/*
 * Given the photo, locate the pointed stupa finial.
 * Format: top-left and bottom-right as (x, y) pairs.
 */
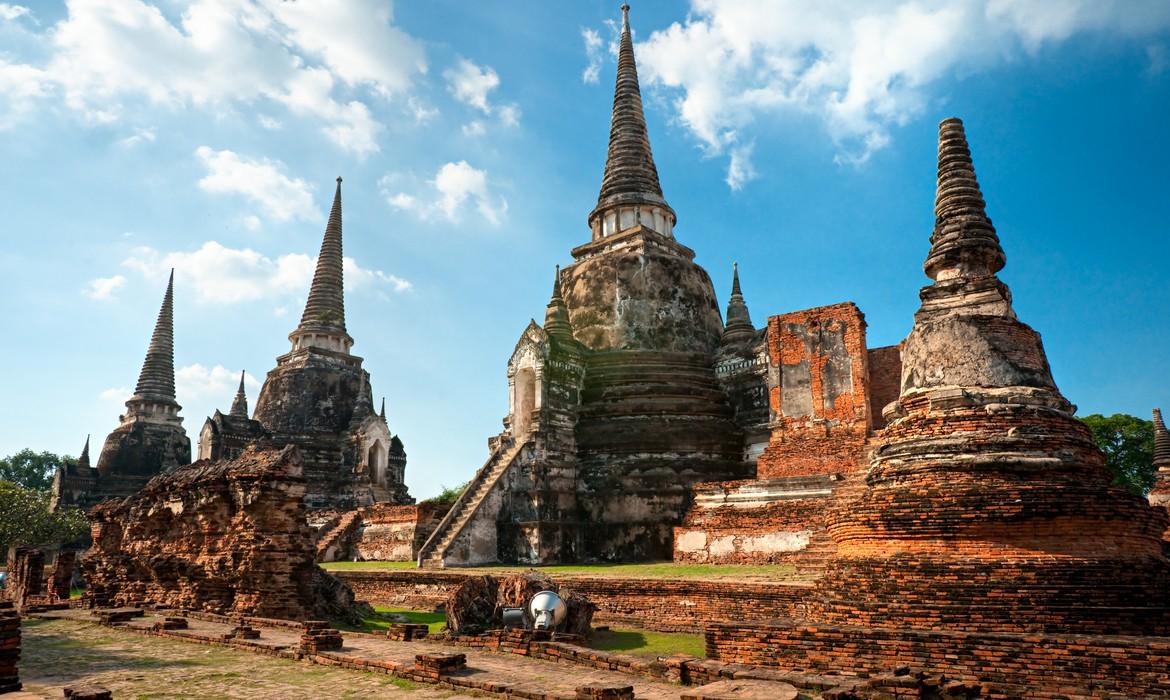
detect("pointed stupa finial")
(78, 434), (91, 469)
(1154, 408), (1170, 469)
(129, 269), (179, 409)
(722, 261), (754, 344)
(588, 3), (675, 238)
(380, 397), (387, 422)
(292, 177), (352, 352)
(924, 118), (1006, 283)
(544, 265), (574, 340)
(229, 370), (249, 417)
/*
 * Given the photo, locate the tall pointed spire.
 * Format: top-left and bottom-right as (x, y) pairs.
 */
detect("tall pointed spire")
(229, 371), (248, 418)
(380, 397), (387, 422)
(925, 118), (1006, 283)
(1155, 408), (1170, 470)
(588, 3), (675, 238)
(544, 265), (573, 340)
(78, 435), (91, 470)
(722, 262), (754, 344)
(291, 177), (352, 353)
(130, 270), (178, 406)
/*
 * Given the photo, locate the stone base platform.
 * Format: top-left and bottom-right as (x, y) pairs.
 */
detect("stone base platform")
(706, 619), (1170, 698)
(335, 569), (813, 633)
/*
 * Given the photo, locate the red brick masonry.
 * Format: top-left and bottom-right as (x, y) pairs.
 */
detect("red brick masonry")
(335, 570), (811, 633)
(705, 620), (1170, 698)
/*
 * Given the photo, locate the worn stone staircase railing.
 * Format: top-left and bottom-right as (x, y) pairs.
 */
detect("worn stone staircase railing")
(417, 437), (529, 568)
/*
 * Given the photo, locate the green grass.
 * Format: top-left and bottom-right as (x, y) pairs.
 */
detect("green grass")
(323, 560), (417, 571)
(321, 560), (798, 580)
(590, 627), (706, 659)
(336, 607), (447, 635)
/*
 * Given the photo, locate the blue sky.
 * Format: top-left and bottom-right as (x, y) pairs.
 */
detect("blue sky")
(1, 0), (1168, 499)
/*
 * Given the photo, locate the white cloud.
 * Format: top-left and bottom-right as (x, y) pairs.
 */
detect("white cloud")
(725, 143), (757, 190)
(637, 0), (1170, 175)
(462, 120), (486, 137)
(195, 146), (317, 223)
(84, 275), (127, 300)
(0, 59), (50, 129)
(497, 104), (521, 127)
(116, 127), (155, 148)
(444, 57), (499, 113)
(0, 3), (28, 21)
(257, 114), (281, 130)
(381, 161), (507, 227)
(442, 56), (520, 130)
(175, 364), (262, 404)
(407, 96), (438, 123)
(121, 241), (411, 305)
(0, 0), (425, 153)
(582, 28), (603, 83)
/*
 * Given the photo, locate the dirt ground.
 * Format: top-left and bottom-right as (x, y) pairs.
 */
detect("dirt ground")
(19, 618), (473, 699)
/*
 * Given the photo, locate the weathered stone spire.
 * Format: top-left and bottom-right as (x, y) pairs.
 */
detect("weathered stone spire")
(925, 118), (1006, 283)
(544, 265), (573, 340)
(1155, 408), (1170, 469)
(588, 3), (675, 239)
(129, 270), (179, 409)
(229, 371), (248, 418)
(290, 177), (353, 353)
(380, 397), (387, 423)
(721, 262), (754, 344)
(78, 435), (91, 470)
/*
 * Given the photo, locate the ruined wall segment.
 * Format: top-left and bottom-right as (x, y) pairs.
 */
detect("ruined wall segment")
(756, 303), (873, 480)
(811, 117), (1170, 635)
(83, 445), (361, 622)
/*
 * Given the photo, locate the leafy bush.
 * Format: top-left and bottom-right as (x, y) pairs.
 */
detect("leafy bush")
(1080, 413), (1155, 495)
(422, 481), (469, 505)
(0, 481), (89, 555)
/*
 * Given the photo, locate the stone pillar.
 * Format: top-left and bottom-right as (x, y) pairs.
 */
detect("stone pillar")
(5, 548), (44, 611)
(50, 551), (77, 602)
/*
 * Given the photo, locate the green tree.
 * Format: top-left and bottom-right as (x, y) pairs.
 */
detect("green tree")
(422, 481), (470, 505)
(0, 481), (89, 556)
(0, 449), (75, 492)
(1080, 413), (1155, 495)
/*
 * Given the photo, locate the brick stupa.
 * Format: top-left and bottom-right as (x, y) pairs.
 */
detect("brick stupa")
(1148, 407), (1170, 522)
(812, 118), (1170, 635)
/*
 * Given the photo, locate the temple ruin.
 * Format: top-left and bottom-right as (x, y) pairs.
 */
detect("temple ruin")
(52, 178), (411, 512)
(416, 4), (899, 568)
(51, 272), (191, 511)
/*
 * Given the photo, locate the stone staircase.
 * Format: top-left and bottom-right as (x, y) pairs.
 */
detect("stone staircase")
(417, 438), (529, 568)
(316, 510), (362, 562)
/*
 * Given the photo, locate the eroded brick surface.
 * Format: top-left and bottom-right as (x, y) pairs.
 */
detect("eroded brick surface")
(82, 445), (362, 623)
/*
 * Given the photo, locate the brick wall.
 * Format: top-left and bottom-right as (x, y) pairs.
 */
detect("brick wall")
(865, 344), (901, 430)
(757, 303), (872, 479)
(672, 476), (838, 567)
(352, 502), (449, 562)
(706, 620), (1170, 697)
(335, 570), (811, 633)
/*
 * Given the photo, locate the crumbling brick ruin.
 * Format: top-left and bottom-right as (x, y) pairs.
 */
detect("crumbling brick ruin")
(83, 444), (363, 623)
(4, 548), (44, 612)
(417, 5), (899, 568)
(53, 179), (411, 514)
(703, 118), (1170, 693)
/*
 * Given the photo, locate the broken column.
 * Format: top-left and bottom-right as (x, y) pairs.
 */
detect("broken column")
(812, 117), (1170, 635)
(5, 548), (44, 611)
